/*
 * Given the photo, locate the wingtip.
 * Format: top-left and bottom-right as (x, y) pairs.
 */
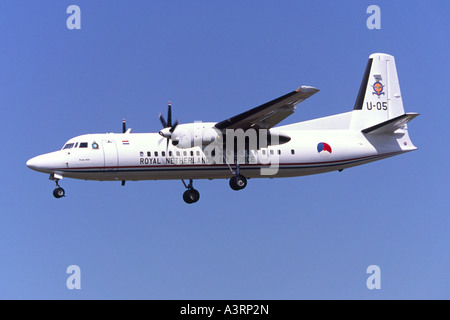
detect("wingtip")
(296, 86), (320, 93)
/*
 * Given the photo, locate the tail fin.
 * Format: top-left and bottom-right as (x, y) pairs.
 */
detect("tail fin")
(351, 53), (407, 129)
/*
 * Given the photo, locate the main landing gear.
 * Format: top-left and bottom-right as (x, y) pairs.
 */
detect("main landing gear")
(182, 179), (200, 204)
(228, 161), (247, 191)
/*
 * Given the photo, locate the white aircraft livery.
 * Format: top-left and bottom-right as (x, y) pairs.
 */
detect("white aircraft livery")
(27, 53), (418, 203)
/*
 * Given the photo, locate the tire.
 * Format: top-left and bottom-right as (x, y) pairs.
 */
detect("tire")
(183, 189), (200, 204)
(229, 175), (247, 191)
(53, 187), (65, 198)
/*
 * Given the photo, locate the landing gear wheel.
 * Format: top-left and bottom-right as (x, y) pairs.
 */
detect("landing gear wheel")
(181, 179), (200, 204)
(229, 175), (247, 191)
(53, 187), (65, 198)
(183, 189), (200, 204)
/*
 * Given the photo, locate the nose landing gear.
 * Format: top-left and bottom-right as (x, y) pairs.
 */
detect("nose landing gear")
(50, 173), (65, 198)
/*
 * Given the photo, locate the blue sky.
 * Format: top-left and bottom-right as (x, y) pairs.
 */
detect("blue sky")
(0, 1), (448, 299)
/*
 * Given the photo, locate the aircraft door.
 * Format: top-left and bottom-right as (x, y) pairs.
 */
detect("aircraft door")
(101, 139), (118, 171)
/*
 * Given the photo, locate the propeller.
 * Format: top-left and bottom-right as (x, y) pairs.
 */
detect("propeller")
(159, 102), (179, 147)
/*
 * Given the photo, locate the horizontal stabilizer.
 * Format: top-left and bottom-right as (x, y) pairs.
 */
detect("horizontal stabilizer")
(362, 113), (419, 134)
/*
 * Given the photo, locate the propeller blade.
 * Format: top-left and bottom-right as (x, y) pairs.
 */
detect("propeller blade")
(159, 101), (179, 147)
(169, 119), (179, 133)
(167, 101), (172, 128)
(122, 119), (126, 133)
(159, 113), (168, 128)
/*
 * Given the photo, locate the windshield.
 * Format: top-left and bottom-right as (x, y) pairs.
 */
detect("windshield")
(62, 143), (75, 150)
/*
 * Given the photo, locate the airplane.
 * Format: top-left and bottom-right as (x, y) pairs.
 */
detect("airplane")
(26, 53), (418, 204)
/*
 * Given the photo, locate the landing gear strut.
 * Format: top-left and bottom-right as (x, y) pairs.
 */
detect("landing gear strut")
(182, 179), (200, 204)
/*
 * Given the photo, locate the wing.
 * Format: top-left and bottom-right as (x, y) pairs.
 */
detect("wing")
(214, 86), (319, 131)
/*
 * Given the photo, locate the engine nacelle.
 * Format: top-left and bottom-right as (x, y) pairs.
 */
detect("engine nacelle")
(170, 123), (291, 149)
(171, 122), (221, 149)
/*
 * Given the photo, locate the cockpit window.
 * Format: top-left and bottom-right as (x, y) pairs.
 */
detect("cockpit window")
(63, 143), (75, 150)
(79, 142), (88, 148)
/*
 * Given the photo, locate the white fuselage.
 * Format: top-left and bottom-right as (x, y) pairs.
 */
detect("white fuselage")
(26, 125), (414, 182)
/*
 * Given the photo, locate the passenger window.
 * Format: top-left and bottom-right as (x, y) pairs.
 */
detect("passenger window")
(190, 151), (194, 156)
(147, 151), (151, 157)
(154, 151), (158, 157)
(162, 151), (166, 157)
(183, 151), (187, 156)
(169, 151), (172, 157)
(140, 151), (144, 157)
(278, 150), (281, 155)
(262, 149), (266, 155)
(176, 151), (180, 157)
(291, 149), (295, 155)
(270, 150), (274, 155)
(196, 151), (200, 156)
(79, 142), (88, 148)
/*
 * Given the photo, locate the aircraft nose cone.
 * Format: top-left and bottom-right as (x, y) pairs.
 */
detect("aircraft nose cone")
(26, 156), (39, 170)
(26, 152), (62, 173)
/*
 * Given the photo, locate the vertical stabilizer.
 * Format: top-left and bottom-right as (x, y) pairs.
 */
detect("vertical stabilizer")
(351, 53), (405, 129)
